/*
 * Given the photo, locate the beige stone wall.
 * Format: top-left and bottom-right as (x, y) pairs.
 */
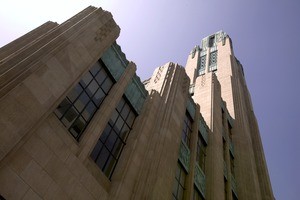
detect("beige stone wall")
(114, 62), (190, 200)
(216, 37), (273, 199)
(185, 34), (274, 200)
(191, 73), (226, 200)
(0, 8), (273, 200)
(0, 6), (131, 199)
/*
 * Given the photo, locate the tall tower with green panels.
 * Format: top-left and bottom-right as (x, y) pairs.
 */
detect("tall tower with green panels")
(185, 31), (274, 200)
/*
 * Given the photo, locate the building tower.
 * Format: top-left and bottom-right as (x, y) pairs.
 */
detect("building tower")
(0, 8), (274, 200)
(185, 31), (274, 199)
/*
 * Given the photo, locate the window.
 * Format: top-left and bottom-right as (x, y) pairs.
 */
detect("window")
(196, 133), (206, 171)
(208, 51), (218, 71)
(230, 154), (235, 178)
(224, 178), (228, 200)
(198, 55), (206, 76)
(55, 60), (114, 141)
(232, 192), (238, 200)
(221, 109), (225, 127)
(182, 112), (193, 148)
(208, 36), (215, 47)
(193, 187), (204, 200)
(90, 97), (137, 179)
(223, 138), (226, 161)
(172, 163), (186, 200)
(228, 122), (233, 143)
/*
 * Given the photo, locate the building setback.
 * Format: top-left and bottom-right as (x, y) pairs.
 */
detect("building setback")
(0, 6), (273, 200)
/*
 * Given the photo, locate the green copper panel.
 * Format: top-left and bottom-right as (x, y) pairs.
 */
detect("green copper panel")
(111, 42), (129, 66)
(194, 163), (206, 198)
(231, 174), (238, 197)
(199, 115), (208, 144)
(101, 42), (129, 81)
(124, 75), (148, 114)
(187, 97), (196, 120)
(178, 140), (190, 173)
(227, 114), (234, 127)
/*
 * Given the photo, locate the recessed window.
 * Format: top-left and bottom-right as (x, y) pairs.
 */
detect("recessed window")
(90, 97), (137, 179)
(182, 112), (193, 148)
(230, 154), (235, 178)
(223, 138), (226, 161)
(198, 55), (206, 76)
(54, 60), (114, 141)
(224, 178), (228, 200)
(172, 162), (187, 200)
(232, 191), (238, 200)
(196, 133), (207, 171)
(208, 36), (215, 47)
(193, 187), (204, 200)
(209, 51), (218, 71)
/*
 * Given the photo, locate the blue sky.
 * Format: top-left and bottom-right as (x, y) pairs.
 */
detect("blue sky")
(1, 1), (299, 199)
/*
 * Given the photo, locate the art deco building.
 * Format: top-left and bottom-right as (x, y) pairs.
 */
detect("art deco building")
(0, 6), (273, 200)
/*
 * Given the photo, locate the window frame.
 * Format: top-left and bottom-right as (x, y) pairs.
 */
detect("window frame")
(196, 132), (207, 172)
(198, 55), (206, 76)
(181, 112), (193, 148)
(208, 50), (218, 71)
(54, 59), (115, 141)
(172, 162), (187, 200)
(90, 96), (137, 179)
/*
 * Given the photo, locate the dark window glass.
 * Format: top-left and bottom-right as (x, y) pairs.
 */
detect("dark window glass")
(86, 80), (98, 97)
(54, 60), (114, 141)
(172, 163), (186, 200)
(230, 154), (235, 177)
(69, 117), (86, 138)
(82, 101), (97, 121)
(91, 97), (137, 179)
(80, 72), (93, 88)
(193, 187), (204, 200)
(93, 89), (105, 106)
(208, 36), (215, 47)
(223, 138), (226, 161)
(95, 68), (107, 85)
(224, 178), (228, 200)
(232, 192), (238, 200)
(198, 55), (206, 76)
(209, 51), (218, 71)
(54, 98), (72, 119)
(74, 92), (89, 112)
(61, 107), (79, 128)
(196, 133), (207, 171)
(228, 122), (233, 143)
(102, 78), (114, 93)
(182, 112), (193, 148)
(126, 111), (136, 127)
(90, 62), (101, 76)
(67, 84), (83, 102)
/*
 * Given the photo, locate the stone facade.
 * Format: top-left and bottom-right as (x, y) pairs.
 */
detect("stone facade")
(185, 31), (274, 200)
(0, 7), (273, 200)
